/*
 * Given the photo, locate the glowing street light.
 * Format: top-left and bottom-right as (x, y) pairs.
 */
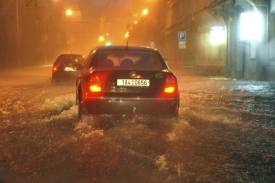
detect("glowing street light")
(240, 12), (263, 40)
(125, 32), (129, 38)
(142, 9), (149, 16)
(239, 0), (264, 41)
(98, 36), (105, 42)
(64, 7), (81, 21)
(66, 9), (73, 16)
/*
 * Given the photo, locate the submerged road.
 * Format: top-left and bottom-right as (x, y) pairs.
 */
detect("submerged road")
(0, 65), (274, 182)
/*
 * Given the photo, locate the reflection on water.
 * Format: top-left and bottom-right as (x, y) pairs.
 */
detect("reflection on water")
(179, 77), (275, 128)
(1, 75), (275, 182)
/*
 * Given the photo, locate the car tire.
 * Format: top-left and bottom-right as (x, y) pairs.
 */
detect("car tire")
(52, 79), (56, 84)
(52, 76), (60, 84)
(169, 102), (179, 118)
(171, 110), (179, 118)
(51, 77), (55, 84)
(77, 92), (88, 121)
(77, 99), (83, 120)
(76, 88), (82, 119)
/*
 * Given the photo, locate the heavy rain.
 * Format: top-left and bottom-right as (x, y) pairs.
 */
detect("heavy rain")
(1, 0), (275, 183)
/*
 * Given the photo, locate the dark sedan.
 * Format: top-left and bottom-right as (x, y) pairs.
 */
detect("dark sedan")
(52, 53), (85, 83)
(75, 46), (179, 119)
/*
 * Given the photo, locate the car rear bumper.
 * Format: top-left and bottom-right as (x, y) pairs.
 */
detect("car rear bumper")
(81, 97), (179, 115)
(52, 71), (77, 80)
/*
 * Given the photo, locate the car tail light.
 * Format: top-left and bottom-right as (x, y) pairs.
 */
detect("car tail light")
(164, 74), (177, 93)
(89, 85), (101, 92)
(87, 73), (102, 93)
(52, 66), (58, 72)
(159, 73), (178, 98)
(52, 63), (61, 72)
(165, 86), (175, 93)
(85, 72), (109, 97)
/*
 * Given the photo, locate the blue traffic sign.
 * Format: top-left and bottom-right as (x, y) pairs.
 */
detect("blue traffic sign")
(178, 31), (186, 41)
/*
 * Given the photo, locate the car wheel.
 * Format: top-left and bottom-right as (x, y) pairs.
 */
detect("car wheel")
(169, 102), (179, 118)
(77, 98), (83, 120)
(172, 103), (179, 118)
(171, 110), (179, 118)
(77, 92), (87, 121)
(52, 76), (60, 84)
(51, 77), (56, 84)
(76, 88), (82, 119)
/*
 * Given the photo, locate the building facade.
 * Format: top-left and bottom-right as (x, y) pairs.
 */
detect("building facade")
(154, 0), (274, 80)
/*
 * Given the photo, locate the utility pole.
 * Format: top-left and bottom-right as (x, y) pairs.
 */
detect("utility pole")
(16, 0), (20, 67)
(43, 6), (48, 64)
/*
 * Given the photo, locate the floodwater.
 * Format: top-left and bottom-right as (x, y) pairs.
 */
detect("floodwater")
(0, 66), (274, 182)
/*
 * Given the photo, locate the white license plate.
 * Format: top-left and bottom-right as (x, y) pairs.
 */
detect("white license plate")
(117, 79), (150, 87)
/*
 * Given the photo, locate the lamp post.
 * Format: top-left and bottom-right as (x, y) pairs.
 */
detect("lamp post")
(43, 6), (48, 64)
(16, 0), (20, 66)
(63, 8), (82, 52)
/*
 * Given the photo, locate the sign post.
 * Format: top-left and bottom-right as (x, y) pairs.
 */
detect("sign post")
(178, 31), (186, 49)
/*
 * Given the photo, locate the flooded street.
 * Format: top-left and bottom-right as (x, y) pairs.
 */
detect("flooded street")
(179, 76), (275, 128)
(0, 66), (274, 182)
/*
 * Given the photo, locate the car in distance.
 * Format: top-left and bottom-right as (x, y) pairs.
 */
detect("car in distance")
(51, 53), (85, 83)
(75, 45), (179, 119)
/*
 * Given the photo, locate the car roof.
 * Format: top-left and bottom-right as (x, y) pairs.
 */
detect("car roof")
(53, 53), (84, 65)
(58, 53), (83, 57)
(93, 45), (159, 52)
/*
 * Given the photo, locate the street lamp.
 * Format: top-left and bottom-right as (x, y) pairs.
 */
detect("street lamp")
(131, 8), (149, 26)
(125, 31), (129, 38)
(98, 36), (104, 42)
(63, 8), (81, 52)
(240, 12), (263, 40)
(65, 8), (81, 21)
(16, 0), (20, 66)
(142, 9), (149, 16)
(239, 0), (264, 41)
(66, 9), (73, 16)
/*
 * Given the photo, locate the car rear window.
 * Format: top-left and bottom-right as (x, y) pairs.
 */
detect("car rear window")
(91, 51), (166, 70)
(54, 55), (84, 65)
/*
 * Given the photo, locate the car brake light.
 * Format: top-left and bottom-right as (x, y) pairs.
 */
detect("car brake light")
(164, 74), (177, 94)
(87, 73), (102, 93)
(89, 85), (101, 92)
(165, 86), (175, 93)
(53, 67), (58, 71)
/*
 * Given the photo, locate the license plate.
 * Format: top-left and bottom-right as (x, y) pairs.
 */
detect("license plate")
(117, 79), (150, 87)
(64, 67), (75, 72)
